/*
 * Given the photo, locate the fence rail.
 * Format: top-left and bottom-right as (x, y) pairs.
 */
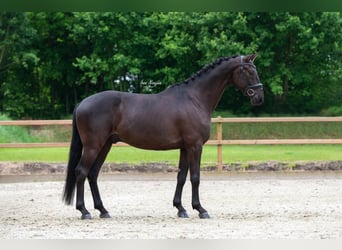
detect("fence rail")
(1, 117), (342, 126)
(1, 117), (342, 171)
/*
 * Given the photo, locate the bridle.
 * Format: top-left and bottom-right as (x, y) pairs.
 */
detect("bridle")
(239, 56), (263, 97)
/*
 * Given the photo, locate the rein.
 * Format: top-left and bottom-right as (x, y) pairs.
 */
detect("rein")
(239, 56), (263, 97)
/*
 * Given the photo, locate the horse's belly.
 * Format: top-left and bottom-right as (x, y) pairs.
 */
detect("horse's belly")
(115, 121), (182, 150)
(127, 141), (181, 150)
(120, 133), (182, 150)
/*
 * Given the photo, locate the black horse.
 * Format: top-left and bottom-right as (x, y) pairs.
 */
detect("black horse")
(63, 54), (264, 219)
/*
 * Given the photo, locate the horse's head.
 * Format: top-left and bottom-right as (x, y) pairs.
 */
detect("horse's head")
(231, 54), (264, 106)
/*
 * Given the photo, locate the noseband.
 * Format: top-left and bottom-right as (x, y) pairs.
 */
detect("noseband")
(239, 56), (263, 97)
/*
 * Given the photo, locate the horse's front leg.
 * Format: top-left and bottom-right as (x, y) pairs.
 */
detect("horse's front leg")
(173, 149), (189, 218)
(188, 145), (210, 219)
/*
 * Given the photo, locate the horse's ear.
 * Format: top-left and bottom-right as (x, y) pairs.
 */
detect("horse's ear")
(246, 53), (258, 63)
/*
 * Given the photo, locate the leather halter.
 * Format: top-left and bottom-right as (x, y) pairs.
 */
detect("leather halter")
(239, 56), (263, 97)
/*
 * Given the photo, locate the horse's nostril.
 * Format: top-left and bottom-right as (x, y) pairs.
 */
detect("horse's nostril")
(250, 95), (264, 106)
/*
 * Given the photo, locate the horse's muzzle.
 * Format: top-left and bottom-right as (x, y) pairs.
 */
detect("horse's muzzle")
(250, 94), (264, 106)
(243, 83), (264, 106)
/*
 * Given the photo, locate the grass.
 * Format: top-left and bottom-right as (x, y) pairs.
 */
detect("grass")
(0, 145), (341, 164)
(210, 122), (342, 140)
(211, 110), (342, 140)
(0, 114), (40, 143)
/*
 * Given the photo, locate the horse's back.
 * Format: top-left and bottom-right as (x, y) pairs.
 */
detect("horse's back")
(77, 91), (121, 111)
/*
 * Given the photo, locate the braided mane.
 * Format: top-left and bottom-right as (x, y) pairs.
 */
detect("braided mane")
(169, 55), (238, 88)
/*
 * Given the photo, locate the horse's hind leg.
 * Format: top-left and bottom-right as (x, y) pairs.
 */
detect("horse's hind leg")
(75, 151), (94, 219)
(87, 138), (113, 218)
(75, 143), (107, 219)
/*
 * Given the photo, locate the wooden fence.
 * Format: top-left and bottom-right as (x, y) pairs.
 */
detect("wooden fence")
(1, 117), (342, 171)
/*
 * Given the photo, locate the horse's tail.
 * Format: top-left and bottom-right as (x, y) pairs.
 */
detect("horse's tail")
(63, 108), (83, 205)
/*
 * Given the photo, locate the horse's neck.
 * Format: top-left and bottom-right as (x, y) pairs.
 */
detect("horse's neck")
(190, 61), (236, 114)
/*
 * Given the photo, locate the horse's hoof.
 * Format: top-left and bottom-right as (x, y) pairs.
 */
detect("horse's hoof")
(100, 212), (111, 219)
(177, 211), (189, 218)
(81, 213), (92, 220)
(199, 212), (210, 219)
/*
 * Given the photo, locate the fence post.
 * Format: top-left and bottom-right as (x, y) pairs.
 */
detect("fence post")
(216, 116), (223, 172)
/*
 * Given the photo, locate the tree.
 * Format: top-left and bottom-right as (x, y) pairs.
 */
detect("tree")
(0, 12), (341, 118)
(70, 12), (156, 94)
(27, 12), (80, 117)
(249, 12), (342, 113)
(0, 12), (38, 118)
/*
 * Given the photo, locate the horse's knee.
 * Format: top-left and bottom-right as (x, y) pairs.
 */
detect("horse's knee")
(177, 174), (187, 186)
(190, 174), (200, 186)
